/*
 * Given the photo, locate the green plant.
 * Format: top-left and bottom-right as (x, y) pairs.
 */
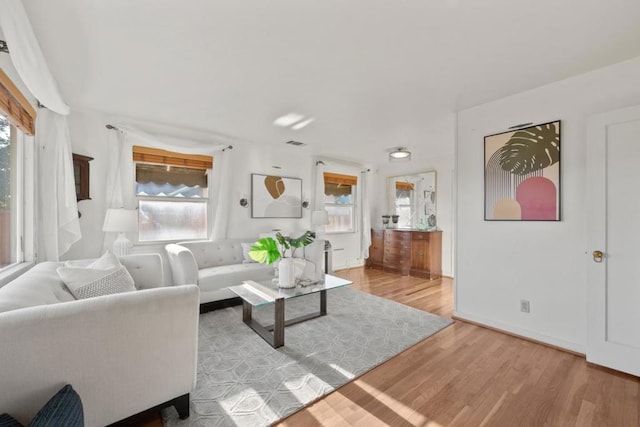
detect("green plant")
(248, 231), (315, 265)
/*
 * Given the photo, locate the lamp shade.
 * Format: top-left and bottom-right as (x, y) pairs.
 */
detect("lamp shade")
(103, 208), (138, 233)
(311, 210), (329, 226)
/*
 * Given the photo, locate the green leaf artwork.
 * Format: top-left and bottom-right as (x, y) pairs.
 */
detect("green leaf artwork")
(498, 122), (559, 175)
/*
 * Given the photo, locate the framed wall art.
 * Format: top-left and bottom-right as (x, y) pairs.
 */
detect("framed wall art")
(251, 173), (303, 218)
(484, 120), (561, 221)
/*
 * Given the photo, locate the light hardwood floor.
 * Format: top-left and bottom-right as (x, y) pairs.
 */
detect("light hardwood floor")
(141, 267), (640, 426)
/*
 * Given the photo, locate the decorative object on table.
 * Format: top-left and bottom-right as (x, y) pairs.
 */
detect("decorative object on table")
(248, 230), (315, 288)
(251, 173), (302, 218)
(382, 215), (390, 228)
(427, 214), (437, 228)
(391, 214), (399, 225)
(485, 120), (561, 221)
(102, 208), (138, 256)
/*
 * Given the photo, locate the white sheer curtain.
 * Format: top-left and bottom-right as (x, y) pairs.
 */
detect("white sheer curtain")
(36, 111), (81, 260)
(0, 0), (81, 260)
(210, 147), (232, 240)
(313, 161), (326, 211)
(101, 129), (135, 253)
(360, 170), (372, 258)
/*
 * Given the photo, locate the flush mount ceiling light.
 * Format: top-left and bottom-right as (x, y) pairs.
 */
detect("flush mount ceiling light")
(273, 112), (314, 130)
(389, 147), (412, 162)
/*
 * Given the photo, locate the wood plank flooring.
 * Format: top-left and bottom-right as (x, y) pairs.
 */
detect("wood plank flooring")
(276, 267), (640, 427)
(140, 267), (640, 426)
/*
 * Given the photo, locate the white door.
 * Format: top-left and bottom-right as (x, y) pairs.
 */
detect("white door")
(587, 104), (640, 376)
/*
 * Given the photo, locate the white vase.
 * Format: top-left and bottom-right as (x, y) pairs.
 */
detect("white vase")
(278, 258), (296, 288)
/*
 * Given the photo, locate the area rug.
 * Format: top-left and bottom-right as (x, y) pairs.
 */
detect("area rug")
(163, 287), (452, 427)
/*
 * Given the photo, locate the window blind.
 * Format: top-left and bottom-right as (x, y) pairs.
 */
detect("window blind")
(323, 172), (357, 186)
(395, 181), (414, 191)
(132, 146), (213, 170)
(0, 68), (36, 135)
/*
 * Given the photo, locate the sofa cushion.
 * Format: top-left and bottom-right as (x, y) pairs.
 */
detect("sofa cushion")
(177, 239), (249, 269)
(57, 252), (136, 300)
(0, 263), (75, 313)
(198, 263), (273, 292)
(29, 385), (83, 427)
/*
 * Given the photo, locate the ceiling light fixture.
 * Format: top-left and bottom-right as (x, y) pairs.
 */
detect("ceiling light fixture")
(389, 147), (412, 162)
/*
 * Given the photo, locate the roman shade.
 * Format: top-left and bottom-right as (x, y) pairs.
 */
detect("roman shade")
(395, 181), (415, 191)
(0, 68), (35, 135)
(132, 146), (213, 170)
(323, 172), (357, 186)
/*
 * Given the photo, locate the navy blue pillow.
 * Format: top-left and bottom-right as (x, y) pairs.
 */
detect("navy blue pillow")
(28, 385), (83, 427)
(0, 413), (24, 427)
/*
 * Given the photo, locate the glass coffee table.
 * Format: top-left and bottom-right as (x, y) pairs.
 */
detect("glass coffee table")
(229, 274), (352, 348)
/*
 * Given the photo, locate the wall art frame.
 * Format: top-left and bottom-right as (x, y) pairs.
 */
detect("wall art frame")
(251, 173), (303, 218)
(484, 120), (561, 221)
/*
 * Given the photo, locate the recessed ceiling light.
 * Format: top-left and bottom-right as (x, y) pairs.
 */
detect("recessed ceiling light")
(291, 118), (315, 130)
(273, 113), (305, 128)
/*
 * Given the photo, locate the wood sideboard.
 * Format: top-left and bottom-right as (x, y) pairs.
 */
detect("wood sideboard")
(366, 229), (442, 279)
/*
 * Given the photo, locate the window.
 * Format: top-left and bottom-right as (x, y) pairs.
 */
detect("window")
(133, 146), (213, 242)
(0, 69), (35, 271)
(323, 172), (357, 233)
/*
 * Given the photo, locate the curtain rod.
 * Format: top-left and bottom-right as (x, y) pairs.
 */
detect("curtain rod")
(105, 123), (233, 152)
(0, 40), (8, 54)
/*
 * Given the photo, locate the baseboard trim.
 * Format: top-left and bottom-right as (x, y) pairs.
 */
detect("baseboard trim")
(452, 311), (585, 357)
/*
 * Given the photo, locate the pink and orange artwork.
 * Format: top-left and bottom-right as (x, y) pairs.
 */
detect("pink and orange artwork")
(484, 121), (560, 221)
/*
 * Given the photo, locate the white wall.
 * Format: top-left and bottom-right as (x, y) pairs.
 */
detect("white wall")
(61, 115), (368, 271)
(455, 56), (640, 353)
(373, 114), (456, 277)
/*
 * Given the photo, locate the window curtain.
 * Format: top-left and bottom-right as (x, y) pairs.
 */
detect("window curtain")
(36, 111), (81, 260)
(360, 170), (372, 259)
(210, 147), (232, 240)
(101, 129), (134, 253)
(0, 0), (81, 260)
(313, 161), (326, 211)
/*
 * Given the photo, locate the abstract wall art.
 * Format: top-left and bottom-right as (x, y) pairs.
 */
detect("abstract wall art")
(484, 120), (561, 221)
(251, 174), (303, 218)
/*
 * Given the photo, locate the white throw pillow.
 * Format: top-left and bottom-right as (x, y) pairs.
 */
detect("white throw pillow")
(241, 242), (257, 263)
(57, 251), (136, 300)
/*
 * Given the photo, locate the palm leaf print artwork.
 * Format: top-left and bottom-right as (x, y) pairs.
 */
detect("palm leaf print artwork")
(498, 123), (560, 175)
(484, 121), (560, 221)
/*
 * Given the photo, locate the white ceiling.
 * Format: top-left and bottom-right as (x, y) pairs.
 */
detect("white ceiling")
(23, 0), (640, 166)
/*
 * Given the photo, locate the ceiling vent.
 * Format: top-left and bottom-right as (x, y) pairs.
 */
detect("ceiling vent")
(285, 140), (306, 147)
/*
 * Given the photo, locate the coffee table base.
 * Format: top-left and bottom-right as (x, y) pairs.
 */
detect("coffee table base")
(242, 290), (327, 348)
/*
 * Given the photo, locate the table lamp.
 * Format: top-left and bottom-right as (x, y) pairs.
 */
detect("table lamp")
(103, 208), (138, 256)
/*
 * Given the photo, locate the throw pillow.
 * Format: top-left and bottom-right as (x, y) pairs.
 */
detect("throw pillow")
(0, 413), (24, 427)
(29, 385), (83, 427)
(241, 242), (257, 263)
(57, 251), (136, 300)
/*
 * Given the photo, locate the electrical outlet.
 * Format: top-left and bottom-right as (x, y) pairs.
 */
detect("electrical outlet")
(520, 300), (530, 313)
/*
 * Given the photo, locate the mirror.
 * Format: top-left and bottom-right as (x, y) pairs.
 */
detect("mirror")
(386, 171), (437, 229)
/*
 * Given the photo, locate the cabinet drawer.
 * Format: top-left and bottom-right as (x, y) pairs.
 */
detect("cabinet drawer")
(412, 232), (431, 240)
(384, 240), (411, 251)
(384, 230), (411, 242)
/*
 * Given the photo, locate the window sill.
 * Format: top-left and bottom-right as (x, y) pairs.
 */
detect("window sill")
(0, 262), (35, 288)
(325, 231), (357, 235)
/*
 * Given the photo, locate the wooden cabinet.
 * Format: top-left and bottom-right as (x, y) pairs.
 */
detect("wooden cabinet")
(367, 229), (442, 279)
(366, 229), (385, 269)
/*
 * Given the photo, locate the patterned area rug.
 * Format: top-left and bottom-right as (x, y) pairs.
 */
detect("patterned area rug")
(163, 287), (452, 427)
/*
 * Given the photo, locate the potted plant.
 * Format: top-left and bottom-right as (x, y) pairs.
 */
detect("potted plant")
(248, 231), (315, 288)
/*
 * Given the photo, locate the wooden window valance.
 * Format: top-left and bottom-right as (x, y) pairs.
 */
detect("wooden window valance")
(132, 146), (213, 170)
(395, 181), (414, 191)
(323, 172), (357, 186)
(0, 68), (36, 135)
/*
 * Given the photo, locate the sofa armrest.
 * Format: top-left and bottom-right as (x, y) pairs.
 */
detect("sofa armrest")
(165, 244), (199, 286)
(0, 285), (200, 426)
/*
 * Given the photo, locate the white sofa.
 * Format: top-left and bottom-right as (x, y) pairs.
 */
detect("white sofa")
(165, 238), (326, 304)
(0, 254), (200, 427)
